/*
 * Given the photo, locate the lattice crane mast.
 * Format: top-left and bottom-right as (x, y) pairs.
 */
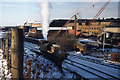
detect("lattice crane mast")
(50, 13), (78, 39)
(79, 0), (111, 37)
(50, 0), (111, 39)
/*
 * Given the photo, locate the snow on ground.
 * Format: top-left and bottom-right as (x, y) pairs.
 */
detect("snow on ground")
(1, 41), (119, 79)
(24, 42), (75, 79)
(0, 41), (76, 79)
(24, 47), (63, 78)
(62, 61), (100, 79)
(68, 51), (120, 66)
(67, 56), (119, 78)
(0, 49), (11, 79)
(64, 51), (120, 79)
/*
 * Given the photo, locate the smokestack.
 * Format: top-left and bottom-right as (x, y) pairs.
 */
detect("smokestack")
(36, 0), (50, 40)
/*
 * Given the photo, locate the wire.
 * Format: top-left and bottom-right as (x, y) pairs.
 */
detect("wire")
(77, 2), (104, 14)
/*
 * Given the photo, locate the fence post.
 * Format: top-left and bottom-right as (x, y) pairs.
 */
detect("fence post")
(11, 28), (24, 80)
(5, 37), (9, 60)
(2, 38), (5, 53)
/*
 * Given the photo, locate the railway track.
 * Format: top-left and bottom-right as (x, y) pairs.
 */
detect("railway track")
(63, 61), (106, 79)
(63, 58), (120, 80)
(24, 42), (40, 51)
(24, 44), (83, 79)
(24, 41), (120, 80)
(69, 54), (120, 69)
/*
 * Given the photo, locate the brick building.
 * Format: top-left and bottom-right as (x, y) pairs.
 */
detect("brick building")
(50, 18), (119, 37)
(24, 18), (120, 39)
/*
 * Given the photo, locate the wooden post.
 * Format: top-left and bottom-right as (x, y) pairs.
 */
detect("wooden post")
(0, 38), (2, 49)
(5, 37), (9, 60)
(74, 15), (77, 38)
(11, 28), (24, 80)
(2, 38), (5, 53)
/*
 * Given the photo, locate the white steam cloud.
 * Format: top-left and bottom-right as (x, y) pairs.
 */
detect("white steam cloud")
(36, 0), (50, 40)
(41, 1), (50, 40)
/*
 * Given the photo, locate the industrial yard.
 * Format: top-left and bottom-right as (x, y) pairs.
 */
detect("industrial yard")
(0, 0), (120, 80)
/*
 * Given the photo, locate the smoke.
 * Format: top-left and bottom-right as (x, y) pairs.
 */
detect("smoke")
(41, 2), (50, 40)
(36, 0), (50, 40)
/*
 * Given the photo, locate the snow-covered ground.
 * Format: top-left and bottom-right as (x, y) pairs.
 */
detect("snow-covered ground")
(0, 41), (120, 79)
(24, 47), (63, 78)
(68, 51), (120, 68)
(0, 41), (76, 79)
(0, 50), (11, 79)
(24, 42), (76, 78)
(63, 51), (120, 79)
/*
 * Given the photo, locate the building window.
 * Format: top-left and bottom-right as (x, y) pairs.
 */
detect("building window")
(98, 22), (101, 25)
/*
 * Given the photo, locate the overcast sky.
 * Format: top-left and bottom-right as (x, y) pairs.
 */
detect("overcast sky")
(0, 0), (119, 26)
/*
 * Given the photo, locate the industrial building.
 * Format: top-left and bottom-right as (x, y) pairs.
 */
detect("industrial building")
(24, 21), (42, 27)
(49, 18), (120, 37)
(24, 18), (120, 41)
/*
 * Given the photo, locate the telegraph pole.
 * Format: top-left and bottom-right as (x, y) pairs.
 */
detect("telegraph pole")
(103, 22), (106, 59)
(103, 23), (105, 53)
(5, 37), (9, 60)
(11, 28), (24, 80)
(74, 15), (77, 38)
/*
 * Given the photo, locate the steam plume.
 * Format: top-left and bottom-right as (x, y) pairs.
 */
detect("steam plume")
(41, 1), (50, 40)
(37, 0), (50, 40)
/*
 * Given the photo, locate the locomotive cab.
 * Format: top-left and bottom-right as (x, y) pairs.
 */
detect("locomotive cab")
(40, 41), (60, 54)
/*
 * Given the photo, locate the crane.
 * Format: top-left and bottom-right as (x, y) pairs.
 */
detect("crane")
(50, 0), (111, 39)
(50, 13), (78, 39)
(79, 0), (111, 37)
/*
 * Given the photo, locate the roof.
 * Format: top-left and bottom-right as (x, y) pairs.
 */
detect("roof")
(49, 18), (120, 27)
(25, 21), (42, 24)
(24, 21), (34, 24)
(49, 19), (74, 27)
(32, 21), (42, 24)
(37, 27), (68, 30)
(106, 25), (120, 28)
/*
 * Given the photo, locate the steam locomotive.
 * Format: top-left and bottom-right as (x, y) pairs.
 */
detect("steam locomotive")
(25, 37), (68, 69)
(39, 40), (68, 69)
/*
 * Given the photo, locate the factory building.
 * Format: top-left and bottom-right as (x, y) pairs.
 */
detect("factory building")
(24, 18), (120, 40)
(105, 24), (120, 46)
(24, 21), (42, 27)
(66, 18), (119, 37)
(24, 21), (43, 38)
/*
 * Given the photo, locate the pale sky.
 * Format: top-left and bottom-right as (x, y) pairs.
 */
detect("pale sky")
(0, 0), (119, 26)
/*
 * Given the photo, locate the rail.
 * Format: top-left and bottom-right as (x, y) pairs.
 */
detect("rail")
(24, 41), (120, 80)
